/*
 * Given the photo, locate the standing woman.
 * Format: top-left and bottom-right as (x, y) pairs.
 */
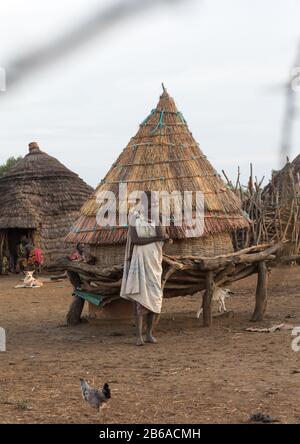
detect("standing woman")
(121, 192), (169, 346)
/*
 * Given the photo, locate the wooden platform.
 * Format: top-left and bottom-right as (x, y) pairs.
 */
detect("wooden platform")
(63, 242), (283, 326)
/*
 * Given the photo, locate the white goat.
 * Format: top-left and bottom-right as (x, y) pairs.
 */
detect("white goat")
(196, 287), (234, 318)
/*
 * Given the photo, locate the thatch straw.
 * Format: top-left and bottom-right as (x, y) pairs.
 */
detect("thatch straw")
(260, 156), (300, 255)
(231, 156), (300, 256)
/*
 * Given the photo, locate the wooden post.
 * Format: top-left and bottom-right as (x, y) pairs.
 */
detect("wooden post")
(66, 294), (85, 326)
(203, 271), (214, 327)
(251, 261), (268, 321)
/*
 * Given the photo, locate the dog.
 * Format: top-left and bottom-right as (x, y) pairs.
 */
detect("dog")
(196, 287), (234, 318)
(23, 271), (43, 288)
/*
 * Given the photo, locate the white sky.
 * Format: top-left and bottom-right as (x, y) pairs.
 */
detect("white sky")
(0, 0), (299, 188)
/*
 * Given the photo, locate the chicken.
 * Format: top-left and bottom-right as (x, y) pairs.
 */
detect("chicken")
(80, 379), (111, 411)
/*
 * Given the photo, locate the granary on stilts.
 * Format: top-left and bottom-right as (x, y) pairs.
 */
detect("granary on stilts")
(64, 86), (281, 325)
(0, 142), (93, 269)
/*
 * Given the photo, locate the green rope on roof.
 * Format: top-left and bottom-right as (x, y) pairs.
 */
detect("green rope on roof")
(151, 110), (165, 134)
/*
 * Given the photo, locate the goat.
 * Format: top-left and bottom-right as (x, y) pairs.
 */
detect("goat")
(196, 287), (234, 318)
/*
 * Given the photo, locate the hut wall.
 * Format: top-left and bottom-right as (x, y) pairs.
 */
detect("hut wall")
(91, 232), (233, 266)
(39, 210), (84, 267)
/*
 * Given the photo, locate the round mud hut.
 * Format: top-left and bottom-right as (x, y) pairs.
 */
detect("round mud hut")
(0, 142), (93, 269)
(65, 86), (250, 320)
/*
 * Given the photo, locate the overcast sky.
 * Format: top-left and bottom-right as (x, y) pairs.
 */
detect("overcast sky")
(0, 0), (299, 188)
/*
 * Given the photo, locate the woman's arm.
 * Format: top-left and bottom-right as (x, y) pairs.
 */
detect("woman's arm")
(129, 225), (168, 246)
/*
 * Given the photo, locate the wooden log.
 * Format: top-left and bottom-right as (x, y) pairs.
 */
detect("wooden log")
(251, 261), (268, 322)
(81, 277), (122, 288)
(50, 271), (68, 280)
(280, 254), (300, 263)
(214, 263), (235, 285)
(227, 264), (257, 283)
(203, 271), (214, 327)
(195, 243), (281, 271)
(67, 271), (82, 289)
(162, 266), (181, 290)
(66, 294), (85, 326)
(165, 243), (272, 262)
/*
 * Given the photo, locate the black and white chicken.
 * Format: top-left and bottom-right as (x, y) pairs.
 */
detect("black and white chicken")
(80, 378), (111, 411)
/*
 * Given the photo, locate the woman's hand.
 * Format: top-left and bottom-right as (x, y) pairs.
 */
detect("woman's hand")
(130, 224), (171, 246)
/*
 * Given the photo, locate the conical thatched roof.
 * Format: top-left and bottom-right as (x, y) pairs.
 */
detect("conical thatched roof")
(263, 155), (300, 201)
(66, 87), (249, 245)
(255, 154), (300, 255)
(0, 142), (93, 230)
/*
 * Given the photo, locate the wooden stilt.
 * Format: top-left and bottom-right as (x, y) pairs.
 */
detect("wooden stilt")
(251, 261), (268, 321)
(66, 295), (85, 326)
(203, 271), (214, 327)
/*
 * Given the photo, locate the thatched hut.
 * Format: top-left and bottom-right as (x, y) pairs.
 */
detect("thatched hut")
(64, 87), (252, 321)
(249, 155), (300, 258)
(66, 86), (249, 262)
(0, 142), (93, 269)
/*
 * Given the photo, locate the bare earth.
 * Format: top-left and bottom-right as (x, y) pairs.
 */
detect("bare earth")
(0, 266), (300, 424)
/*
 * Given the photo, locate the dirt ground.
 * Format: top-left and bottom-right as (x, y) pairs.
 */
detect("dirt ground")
(0, 266), (300, 424)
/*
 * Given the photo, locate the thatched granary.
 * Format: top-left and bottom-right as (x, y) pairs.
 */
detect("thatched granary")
(64, 88), (289, 326)
(0, 142), (93, 268)
(248, 155), (300, 257)
(66, 86), (249, 266)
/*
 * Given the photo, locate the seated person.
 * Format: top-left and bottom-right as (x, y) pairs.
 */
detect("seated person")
(69, 243), (84, 261)
(68, 243), (96, 264)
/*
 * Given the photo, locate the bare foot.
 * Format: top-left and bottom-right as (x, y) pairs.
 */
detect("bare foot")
(136, 338), (145, 346)
(145, 336), (158, 344)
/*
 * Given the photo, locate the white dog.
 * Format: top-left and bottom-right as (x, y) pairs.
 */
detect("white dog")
(196, 287), (234, 318)
(23, 271), (43, 288)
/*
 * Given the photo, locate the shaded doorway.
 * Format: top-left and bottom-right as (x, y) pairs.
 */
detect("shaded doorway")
(7, 229), (34, 271)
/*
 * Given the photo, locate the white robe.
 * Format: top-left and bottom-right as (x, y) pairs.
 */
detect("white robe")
(120, 215), (163, 314)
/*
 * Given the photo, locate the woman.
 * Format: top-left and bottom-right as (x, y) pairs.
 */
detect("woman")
(120, 193), (169, 346)
(28, 246), (44, 273)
